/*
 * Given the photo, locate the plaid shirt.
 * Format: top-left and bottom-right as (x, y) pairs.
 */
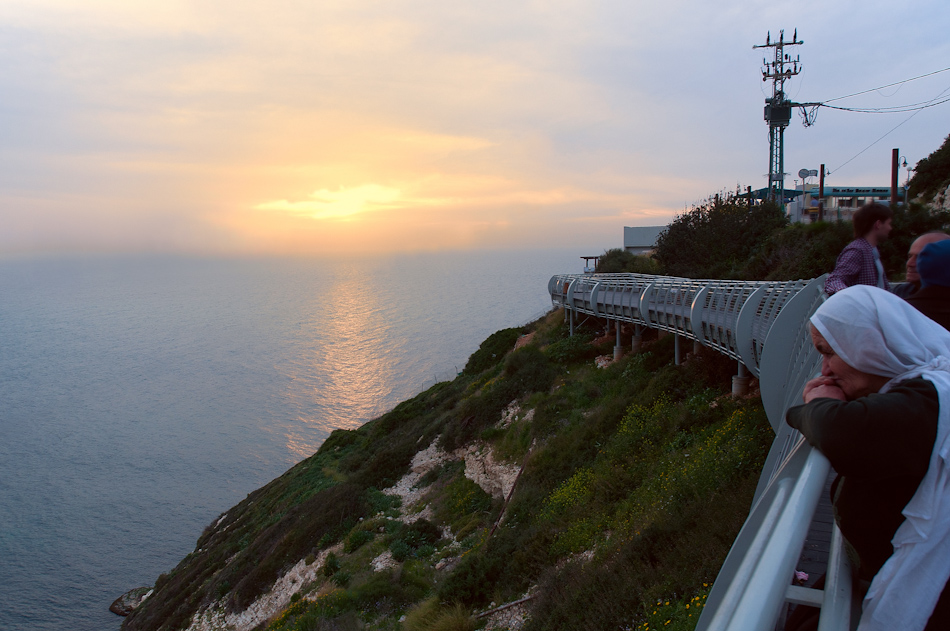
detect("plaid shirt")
(825, 238), (890, 295)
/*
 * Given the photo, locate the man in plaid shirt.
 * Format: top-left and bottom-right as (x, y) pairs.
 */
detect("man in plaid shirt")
(824, 203), (893, 295)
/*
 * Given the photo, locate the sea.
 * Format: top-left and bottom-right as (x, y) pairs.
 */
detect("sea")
(0, 248), (583, 631)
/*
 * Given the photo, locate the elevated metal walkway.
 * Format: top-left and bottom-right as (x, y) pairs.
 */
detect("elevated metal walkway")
(549, 272), (854, 631)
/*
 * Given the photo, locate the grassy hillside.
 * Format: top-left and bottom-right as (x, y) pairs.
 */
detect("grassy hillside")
(122, 309), (772, 631)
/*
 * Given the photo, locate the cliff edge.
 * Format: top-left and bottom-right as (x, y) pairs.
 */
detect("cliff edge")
(120, 309), (771, 631)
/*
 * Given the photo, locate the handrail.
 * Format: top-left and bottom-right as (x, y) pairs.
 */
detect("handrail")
(549, 272), (850, 630)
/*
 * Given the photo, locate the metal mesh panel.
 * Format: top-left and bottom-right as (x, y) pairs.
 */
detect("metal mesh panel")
(699, 282), (763, 359)
(549, 275), (574, 308)
(646, 277), (706, 335)
(593, 275), (654, 323)
(750, 280), (808, 367)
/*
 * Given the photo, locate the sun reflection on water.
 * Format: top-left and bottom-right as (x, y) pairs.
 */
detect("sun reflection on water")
(280, 261), (400, 460)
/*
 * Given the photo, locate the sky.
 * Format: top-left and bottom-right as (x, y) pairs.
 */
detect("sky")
(2, 0), (949, 257)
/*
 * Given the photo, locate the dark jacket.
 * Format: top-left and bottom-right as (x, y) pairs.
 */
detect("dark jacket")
(786, 378), (950, 630)
(891, 281), (920, 299)
(907, 285), (950, 331)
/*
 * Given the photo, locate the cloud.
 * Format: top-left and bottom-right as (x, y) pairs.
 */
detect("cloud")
(257, 185), (408, 220)
(2, 0), (949, 256)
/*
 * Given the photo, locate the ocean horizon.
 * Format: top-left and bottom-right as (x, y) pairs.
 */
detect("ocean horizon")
(0, 248), (585, 631)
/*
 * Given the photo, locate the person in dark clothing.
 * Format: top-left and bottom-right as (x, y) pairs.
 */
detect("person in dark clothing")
(892, 232), (950, 299)
(906, 239), (950, 330)
(785, 286), (950, 631)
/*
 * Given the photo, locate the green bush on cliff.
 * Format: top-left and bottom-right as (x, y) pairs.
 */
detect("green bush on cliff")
(462, 327), (522, 375)
(908, 132), (950, 202)
(653, 191), (787, 278)
(595, 248), (661, 274)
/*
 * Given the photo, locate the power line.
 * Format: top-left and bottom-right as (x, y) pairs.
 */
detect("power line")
(827, 83), (950, 175)
(823, 66), (950, 103)
(821, 93), (950, 114)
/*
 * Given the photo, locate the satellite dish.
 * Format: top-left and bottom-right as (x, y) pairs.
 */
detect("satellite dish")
(798, 168), (810, 179)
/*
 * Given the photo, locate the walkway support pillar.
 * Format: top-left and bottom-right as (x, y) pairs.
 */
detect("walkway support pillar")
(614, 321), (623, 361)
(569, 308), (574, 337)
(631, 324), (643, 353)
(693, 340), (702, 356)
(674, 334), (682, 366)
(733, 361), (751, 397)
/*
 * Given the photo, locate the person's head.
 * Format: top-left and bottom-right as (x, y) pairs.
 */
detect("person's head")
(852, 202), (893, 243)
(809, 325), (889, 399)
(809, 285), (950, 400)
(907, 232), (950, 285)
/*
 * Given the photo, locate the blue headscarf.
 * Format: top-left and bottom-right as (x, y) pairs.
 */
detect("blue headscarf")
(918, 240), (950, 288)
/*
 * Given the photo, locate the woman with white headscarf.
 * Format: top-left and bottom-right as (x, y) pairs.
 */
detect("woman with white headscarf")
(786, 285), (950, 631)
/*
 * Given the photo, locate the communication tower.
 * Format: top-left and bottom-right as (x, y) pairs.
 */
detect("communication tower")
(754, 29), (803, 206)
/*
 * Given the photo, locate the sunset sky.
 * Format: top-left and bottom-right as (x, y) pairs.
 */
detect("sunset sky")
(2, 0), (949, 257)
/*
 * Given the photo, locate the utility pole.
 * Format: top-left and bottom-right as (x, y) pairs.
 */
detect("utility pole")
(890, 148), (899, 207)
(754, 29), (803, 212)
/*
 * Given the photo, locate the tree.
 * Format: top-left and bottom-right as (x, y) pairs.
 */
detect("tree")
(908, 133), (950, 203)
(653, 189), (787, 279)
(594, 249), (660, 274)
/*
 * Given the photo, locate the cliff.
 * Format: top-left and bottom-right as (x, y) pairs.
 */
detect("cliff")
(120, 309), (772, 631)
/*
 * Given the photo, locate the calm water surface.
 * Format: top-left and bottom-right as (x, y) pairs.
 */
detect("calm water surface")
(0, 249), (582, 630)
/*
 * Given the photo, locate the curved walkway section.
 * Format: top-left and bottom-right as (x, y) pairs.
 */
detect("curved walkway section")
(548, 272), (851, 631)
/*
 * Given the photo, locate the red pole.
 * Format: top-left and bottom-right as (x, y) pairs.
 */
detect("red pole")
(891, 148), (899, 207)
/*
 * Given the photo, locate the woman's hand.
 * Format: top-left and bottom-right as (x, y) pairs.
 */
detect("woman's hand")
(803, 377), (847, 403)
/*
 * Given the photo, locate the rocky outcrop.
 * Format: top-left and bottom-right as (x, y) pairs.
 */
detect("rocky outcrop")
(932, 182), (950, 211)
(110, 587), (153, 616)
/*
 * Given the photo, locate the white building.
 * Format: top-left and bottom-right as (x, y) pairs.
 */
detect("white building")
(623, 226), (667, 255)
(785, 184), (904, 223)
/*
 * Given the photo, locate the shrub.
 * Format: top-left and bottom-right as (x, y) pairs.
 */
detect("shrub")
(403, 598), (476, 631)
(322, 553), (340, 577)
(463, 328), (522, 375)
(330, 570), (351, 587)
(544, 333), (597, 364)
(351, 568), (430, 614)
(741, 220), (852, 281)
(344, 529), (373, 553)
(595, 248), (660, 274)
(432, 475), (494, 537)
(390, 540), (411, 562)
(654, 191), (787, 278)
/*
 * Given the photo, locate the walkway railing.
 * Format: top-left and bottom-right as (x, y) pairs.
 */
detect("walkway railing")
(548, 272), (852, 631)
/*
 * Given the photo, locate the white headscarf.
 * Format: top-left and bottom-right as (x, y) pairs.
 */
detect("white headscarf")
(810, 285), (950, 631)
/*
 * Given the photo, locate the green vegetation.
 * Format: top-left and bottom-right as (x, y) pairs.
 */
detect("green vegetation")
(645, 184), (949, 281)
(595, 248), (661, 274)
(653, 190), (787, 279)
(122, 307), (772, 631)
(908, 132), (950, 203)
